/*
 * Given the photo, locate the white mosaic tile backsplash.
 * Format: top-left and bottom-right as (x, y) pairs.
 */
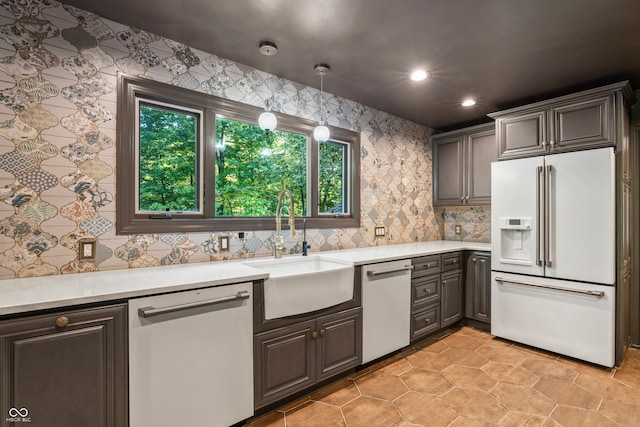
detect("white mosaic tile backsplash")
(0, 0), (447, 279)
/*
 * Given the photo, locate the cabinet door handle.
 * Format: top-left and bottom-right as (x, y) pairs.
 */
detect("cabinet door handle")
(549, 140), (556, 150)
(443, 280), (447, 286)
(460, 197), (464, 202)
(312, 331), (319, 339)
(55, 316), (69, 328)
(472, 257), (477, 263)
(465, 196), (469, 202)
(319, 329), (326, 337)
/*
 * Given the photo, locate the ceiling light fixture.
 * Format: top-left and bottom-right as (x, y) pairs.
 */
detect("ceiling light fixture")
(462, 99), (476, 107)
(258, 41), (278, 133)
(410, 70), (429, 81)
(313, 64), (331, 142)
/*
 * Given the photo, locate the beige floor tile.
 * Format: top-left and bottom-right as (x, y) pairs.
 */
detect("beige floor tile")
(597, 399), (640, 426)
(443, 365), (497, 391)
(613, 355), (640, 388)
(625, 348), (640, 360)
(557, 356), (614, 378)
(310, 378), (360, 407)
(355, 372), (408, 401)
(498, 411), (560, 427)
(400, 368), (454, 396)
(406, 348), (452, 371)
(449, 416), (496, 426)
(418, 338), (450, 353)
(482, 361), (539, 387)
(574, 372), (640, 404)
(490, 382), (555, 416)
(376, 357), (412, 376)
(534, 378), (600, 409)
(477, 345), (527, 365)
(341, 396), (404, 426)
(521, 359), (578, 382)
(284, 401), (345, 427)
(440, 333), (483, 350)
(442, 347), (490, 368)
(394, 391), (458, 426)
(550, 405), (617, 427)
(443, 387), (508, 423)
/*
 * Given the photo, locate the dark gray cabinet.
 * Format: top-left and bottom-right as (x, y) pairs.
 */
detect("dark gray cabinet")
(254, 307), (362, 409)
(0, 304), (128, 427)
(465, 251), (491, 324)
(490, 82), (634, 160)
(410, 252), (464, 341)
(441, 269), (463, 327)
(433, 123), (497, 206)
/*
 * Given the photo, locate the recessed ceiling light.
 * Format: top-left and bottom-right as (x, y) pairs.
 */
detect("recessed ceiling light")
(410, 70), (429, 81)
(462, 99), (476, 107)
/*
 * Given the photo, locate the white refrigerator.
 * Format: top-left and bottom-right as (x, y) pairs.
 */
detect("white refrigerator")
(491, 147), (616, 367)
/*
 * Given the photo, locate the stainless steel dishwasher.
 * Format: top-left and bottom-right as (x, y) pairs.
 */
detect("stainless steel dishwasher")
(361, 260), (413, 363)
(128, 282), (253, 427)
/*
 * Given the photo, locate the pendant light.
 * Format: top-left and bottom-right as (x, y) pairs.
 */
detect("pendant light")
(313, 64), (330, 142)
(258, 41), (278, 133)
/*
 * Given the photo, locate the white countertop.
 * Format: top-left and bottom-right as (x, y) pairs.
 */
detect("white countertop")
(0, 240), (490, 316)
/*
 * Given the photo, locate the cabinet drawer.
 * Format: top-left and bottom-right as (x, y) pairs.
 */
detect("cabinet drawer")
(411, 303), (440, 341)
(441, 252), (462, 271)
(411, 274), (440, 308)
(411, 255), (441, 278)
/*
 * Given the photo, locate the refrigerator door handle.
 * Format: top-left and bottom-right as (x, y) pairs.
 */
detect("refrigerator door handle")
(495, 276), (605, 298)
(545, 165), (553, 267)
(536, 166), (543, 266)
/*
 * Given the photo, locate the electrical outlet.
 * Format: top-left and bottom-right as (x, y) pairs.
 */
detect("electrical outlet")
(455, 225), (462, 235)
(78, 238), (96, 261)
(219, 235), (230, 251)
(374, 226), (386, 237)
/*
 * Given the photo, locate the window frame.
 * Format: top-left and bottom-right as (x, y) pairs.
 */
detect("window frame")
(116, 74), (360, 234)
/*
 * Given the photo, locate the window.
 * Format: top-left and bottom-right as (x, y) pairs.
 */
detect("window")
(117, 75), (360, 234)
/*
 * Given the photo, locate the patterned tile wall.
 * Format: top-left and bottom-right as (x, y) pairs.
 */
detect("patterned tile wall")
(441, 206), (491, 243)
(0, 0), (443, 280)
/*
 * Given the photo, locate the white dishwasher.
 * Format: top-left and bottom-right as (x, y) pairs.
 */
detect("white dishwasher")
(361, 260), (413, 363)
(128, 282), (253, 427)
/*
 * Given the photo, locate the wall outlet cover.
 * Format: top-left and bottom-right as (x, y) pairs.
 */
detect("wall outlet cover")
(78, 238), (96, 261)
(374, 226), (386, 237)
(219, 236), (230, 251)
(455, 225), (462, 235)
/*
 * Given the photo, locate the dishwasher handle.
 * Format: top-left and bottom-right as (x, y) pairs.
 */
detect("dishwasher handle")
(138, 290), (250, 318)
(366, 265), (414, 278)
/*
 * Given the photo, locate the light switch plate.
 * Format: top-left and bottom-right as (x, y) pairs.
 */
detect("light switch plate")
(78, 238), (96, 261)
(374, 226), (386, 237)
(219, 235), (230, 251)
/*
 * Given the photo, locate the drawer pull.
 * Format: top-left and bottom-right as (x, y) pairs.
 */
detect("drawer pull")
(424, 318), (431, 324)
(423, 289), (431, 294)
(55, 316), (69, 328)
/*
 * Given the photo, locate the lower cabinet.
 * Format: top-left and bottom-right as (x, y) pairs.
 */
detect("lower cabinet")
(465, 251), (492, 323)
(254, 307), (362, 409)
(441, 269), (463, 328)
(0, 304), (128, 427)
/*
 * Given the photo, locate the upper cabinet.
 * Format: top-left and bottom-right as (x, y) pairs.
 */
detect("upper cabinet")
(433, 123), (497, 206)
(490, 81), (635, 160)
